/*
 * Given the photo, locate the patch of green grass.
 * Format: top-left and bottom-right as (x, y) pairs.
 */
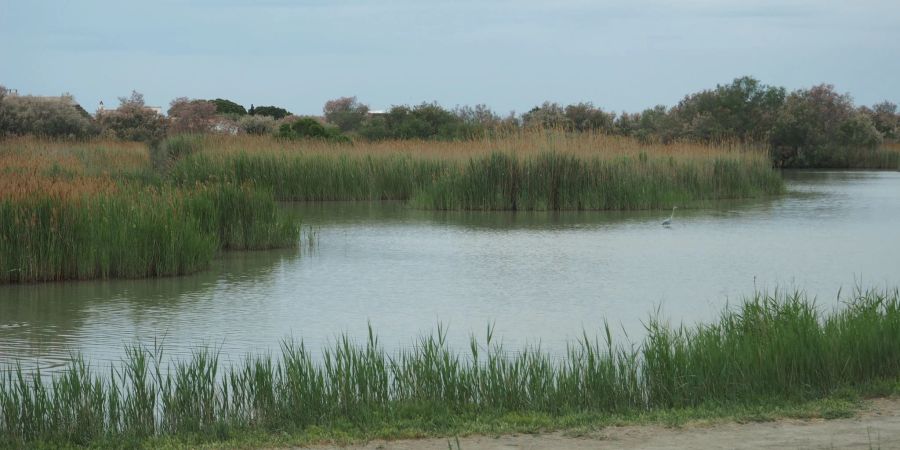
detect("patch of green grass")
(76, 397), (862, 449)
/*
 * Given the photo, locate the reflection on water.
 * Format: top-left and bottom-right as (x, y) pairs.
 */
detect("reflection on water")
(2, 171), (899, 372)
(0, 249), (299, 371)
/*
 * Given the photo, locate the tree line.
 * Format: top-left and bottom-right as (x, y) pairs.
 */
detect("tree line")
(1, 77), (898, 168)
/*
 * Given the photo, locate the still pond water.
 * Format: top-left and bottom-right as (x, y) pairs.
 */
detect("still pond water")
(1, 171), (899, 371)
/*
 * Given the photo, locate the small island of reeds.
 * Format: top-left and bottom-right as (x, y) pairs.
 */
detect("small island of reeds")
(169, 131), (784, 209)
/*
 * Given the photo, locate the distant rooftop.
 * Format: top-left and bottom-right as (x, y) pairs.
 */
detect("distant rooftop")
(96, 100), (163, 116)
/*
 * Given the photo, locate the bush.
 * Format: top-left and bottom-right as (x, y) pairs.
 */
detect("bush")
(167, 98), (217, 134)
(357, 103), (473, 140)
(97, 91), (167, 142)
(564, 102), (615, 133)
(276, 117), (350, 143)
(522, 102), (571, 130)
(237, 115), (275, 135)
(357, 115), (391, 140)
(0, 93), (97, 139)
(323, 96), (369, 132)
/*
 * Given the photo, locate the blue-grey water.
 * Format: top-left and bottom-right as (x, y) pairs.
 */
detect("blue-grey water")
(1, 171), (899, 372)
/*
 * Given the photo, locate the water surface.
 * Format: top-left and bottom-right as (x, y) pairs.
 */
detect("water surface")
(2, 171), (898, 371)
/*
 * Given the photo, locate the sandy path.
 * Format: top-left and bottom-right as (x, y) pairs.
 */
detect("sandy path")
(304, 398), (900, 450)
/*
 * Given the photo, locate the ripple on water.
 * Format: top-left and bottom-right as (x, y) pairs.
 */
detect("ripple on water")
(1, 171), (900, 373)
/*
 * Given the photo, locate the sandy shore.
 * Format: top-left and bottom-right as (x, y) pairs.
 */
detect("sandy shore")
(302, 398), (900, 450)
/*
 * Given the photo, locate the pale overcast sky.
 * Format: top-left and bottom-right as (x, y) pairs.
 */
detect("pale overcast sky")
(1, 0), (898, 115)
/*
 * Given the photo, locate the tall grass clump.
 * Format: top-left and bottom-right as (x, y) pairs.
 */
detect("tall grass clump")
(150, 134), (206, 172)
(185, 183), (300, 250)
(0, 191), (216, 282)
(855, 144), (900, 170)
(3, 289), (900, 447)
(0, 184), (299, 283)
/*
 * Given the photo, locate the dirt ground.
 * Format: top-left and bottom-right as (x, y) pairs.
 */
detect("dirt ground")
(304, 398), (900, 450)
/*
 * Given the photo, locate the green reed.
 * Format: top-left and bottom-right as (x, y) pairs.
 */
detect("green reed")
(414, 152), (783, 210)
(2, 289), (899, 447)
(171, 152), (447, 202)
(171, 151), (784, 210)
(0, 184), (300, 283)
(184, 183), (300, 251)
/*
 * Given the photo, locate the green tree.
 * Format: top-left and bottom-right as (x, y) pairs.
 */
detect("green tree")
(770, 84), (881, 167)
(672, 76), (785, 142)
(564, 102), (614, 132)
(211, 98), (247, 116)
(454, 104), (501, 128)
(522, 102), (570, 129)
(366, 102), (469, 140)
(323, 96), (369, 132)
(357, 115), (391, 140)
(614, 112), (641, 136)
(635, 105), (678, 143)
(860, 101), (898, 140)
(251, 105), (291, 119)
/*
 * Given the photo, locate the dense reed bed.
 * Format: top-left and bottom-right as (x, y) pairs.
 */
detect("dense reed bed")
(170, 132), (784, 209)
(805, 144), (900, 170)
(2, 289), (898, 447)
(867, 142), (900, 169)
(413, 151), (780, 210)
(0, 184), (299, 283)
(0, 138), (301, 283)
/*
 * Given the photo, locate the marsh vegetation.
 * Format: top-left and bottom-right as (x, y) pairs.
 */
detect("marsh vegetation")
(0, 139), (299, 283)
(169, 132), (784, 210)
(2, 289), (899, 447)
(0, 131), (784, 283)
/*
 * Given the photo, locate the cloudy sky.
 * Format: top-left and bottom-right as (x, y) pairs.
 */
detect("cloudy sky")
(2, 0), (898, 115)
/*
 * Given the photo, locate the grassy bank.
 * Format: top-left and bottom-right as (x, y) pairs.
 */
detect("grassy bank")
(169, 132), (785, 209)
(0, 138), (300, 283)
(2, 289), (899, 448)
